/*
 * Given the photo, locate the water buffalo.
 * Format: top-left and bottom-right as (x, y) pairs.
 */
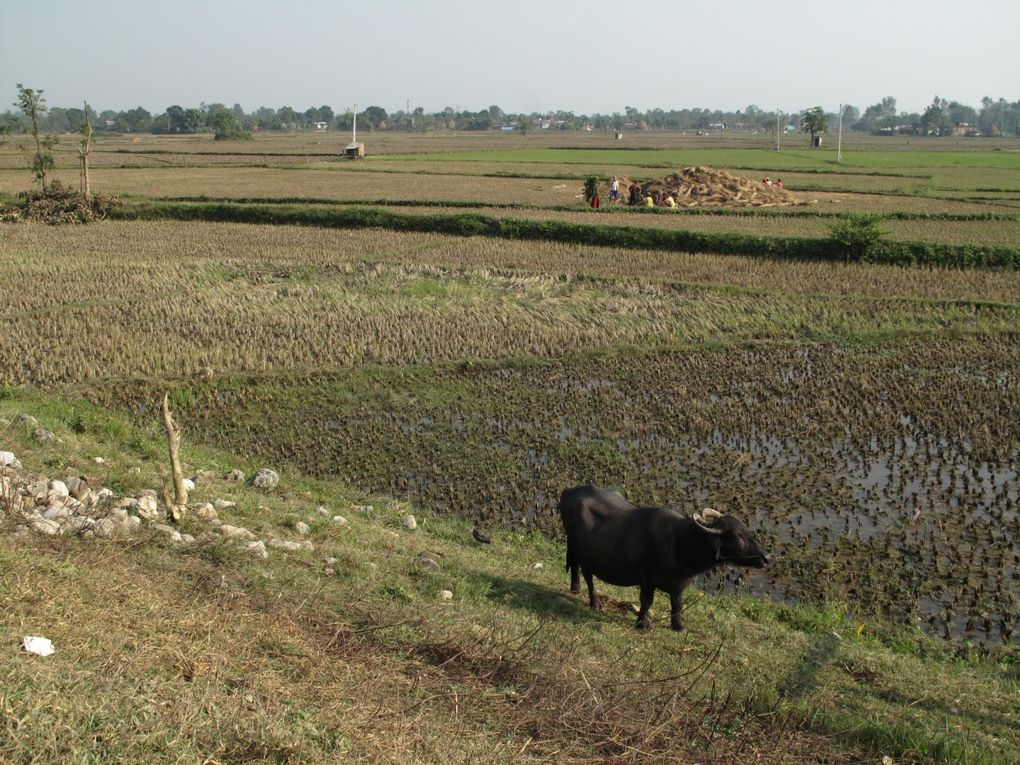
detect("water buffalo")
(558, 484), (768, 631)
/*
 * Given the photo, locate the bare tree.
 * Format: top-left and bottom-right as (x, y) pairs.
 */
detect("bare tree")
(160, 394), (189, 522)
(79, 101), (93, 198)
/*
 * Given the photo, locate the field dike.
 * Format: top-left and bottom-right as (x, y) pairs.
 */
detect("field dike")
(110, 200), (1020, 268)
(2, 389), (1018, 764)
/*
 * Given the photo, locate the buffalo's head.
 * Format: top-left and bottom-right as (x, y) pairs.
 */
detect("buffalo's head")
(693, 508), (768, 568)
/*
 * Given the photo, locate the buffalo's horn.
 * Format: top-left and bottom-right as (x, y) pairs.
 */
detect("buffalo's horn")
(693, 512), (723, 534)
(700, 507), (723, 521)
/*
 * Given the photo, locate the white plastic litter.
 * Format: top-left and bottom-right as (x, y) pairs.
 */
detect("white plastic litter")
(22, 636), (55, 657)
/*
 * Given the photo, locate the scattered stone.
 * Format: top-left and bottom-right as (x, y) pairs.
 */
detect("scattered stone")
(93, 456), (105, 464)
(219, 524), (257, 541)
(22, 636), (55, 657)
(439, 589), (454, 601)
(33, 428), (56, 442)
(294, 521), (310, 536)
(401, 514), (418, 531)
(182, 478), (196, 492)
(47, 480), (69, 499)
(268, 538), (314, 552)
(350, 504), (373, 513)
(191, 502), (218, 522)
(246, 540), (268, 559)
(30, 517), (62, 535)
(533, 562), (544, 569)
(213, 498), (236, 510)
(249, 468), (279, 489)
(415, 551), (440, 571)
(324, 568), (335, 576)
(316, 505), (330, 516)
(64, 476), (89, 501)
(324, 557), (339, 567)
(137, 494), (159, 517)
(332, 515), (349, 527)
(224, 469), (245, 482)
(153, 523), (184, 544)
(14, 414), (39, 427)
(41, 506), (70, 521)
(128, 466), (141, 475)
(0, 451), (21, 469)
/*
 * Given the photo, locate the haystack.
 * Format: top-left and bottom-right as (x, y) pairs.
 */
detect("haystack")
(614, 166), (806, 208)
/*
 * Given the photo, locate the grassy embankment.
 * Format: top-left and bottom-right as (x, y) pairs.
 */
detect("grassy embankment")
(2, 389), (1019, 765)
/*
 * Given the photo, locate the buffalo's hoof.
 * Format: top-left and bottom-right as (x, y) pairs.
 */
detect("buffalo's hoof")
(635, 617), (652, 631)
(569, 587), (581, 595)
(670, 621), (685, 632)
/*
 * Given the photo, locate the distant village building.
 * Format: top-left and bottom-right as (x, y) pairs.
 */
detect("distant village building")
(314, 121), (329, 130)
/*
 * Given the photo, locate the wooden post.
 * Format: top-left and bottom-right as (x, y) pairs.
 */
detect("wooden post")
(160, 393), (188, 522)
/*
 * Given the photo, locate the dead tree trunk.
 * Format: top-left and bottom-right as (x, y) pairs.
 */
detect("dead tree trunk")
(160, 393), (188, 522)
(79, 100), (92, 198)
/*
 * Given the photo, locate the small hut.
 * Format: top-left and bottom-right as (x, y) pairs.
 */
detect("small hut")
(344, 142), (365, 159)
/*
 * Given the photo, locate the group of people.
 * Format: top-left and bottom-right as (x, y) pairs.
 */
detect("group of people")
(592, 178), (678, 209)
(762, 176), (784, 189)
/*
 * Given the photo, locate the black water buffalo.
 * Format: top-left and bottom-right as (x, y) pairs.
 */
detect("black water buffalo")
(558, 485), (768, 631)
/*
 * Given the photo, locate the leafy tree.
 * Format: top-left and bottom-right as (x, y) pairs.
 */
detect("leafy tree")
(361, 105), (388, 129)
(800, 106), (827, 144)
(920, 96), (950, 135)
(516, 114), (530, 136)
(120, 106), (152, 133)
(14, 83), (57, 191)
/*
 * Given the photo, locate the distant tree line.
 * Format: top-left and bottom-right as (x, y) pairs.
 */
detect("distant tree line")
(4, 95), (1019, 137)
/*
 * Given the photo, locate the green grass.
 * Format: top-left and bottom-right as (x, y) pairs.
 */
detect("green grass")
(2, 387), (1018, 764)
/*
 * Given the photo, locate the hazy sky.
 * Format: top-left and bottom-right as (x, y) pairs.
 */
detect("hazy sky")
(2, 0), (1017, 116)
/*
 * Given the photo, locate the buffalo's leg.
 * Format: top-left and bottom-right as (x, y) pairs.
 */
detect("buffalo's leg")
(567, 539), (580, 594)
(668, 578), (692, 631)
(583, 570), (600, 610)
(669, 588), (685, 631)
(635, 583), (655, 630)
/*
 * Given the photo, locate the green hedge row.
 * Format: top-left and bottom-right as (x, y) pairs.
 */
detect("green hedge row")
(154, 195), (1020, 222)
(111, 201), (1020, 269)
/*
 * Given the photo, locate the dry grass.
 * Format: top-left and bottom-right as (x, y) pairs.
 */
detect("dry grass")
(1, 222), (1018, 387)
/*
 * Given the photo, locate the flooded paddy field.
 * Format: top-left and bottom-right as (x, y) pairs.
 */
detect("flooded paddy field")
(99, 339), (1020, 652)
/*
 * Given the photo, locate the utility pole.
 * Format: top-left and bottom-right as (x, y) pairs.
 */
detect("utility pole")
(836, 103), (844, 163)
(776, 108), (781, 151)
(352, 104), (357, 144)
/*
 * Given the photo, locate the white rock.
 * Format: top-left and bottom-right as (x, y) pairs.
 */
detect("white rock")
(0, 451), (21, 468)
(213, 498), (236, 510)
(33, 428), (56, 442)
(96, 488), (114, 502)
(533, 562), (544, 569)
(324, 557), (339, 567)
(153, 523), (184, 543)
(245, 540), (268, 559)
(180, 533), (197, 545)
(93, 456), (105, 464)
(182, 478), (196, 492)
(47, 480), (69, 499)
(439, 589), (454, 601)
(191, 502), (218, 522)
(294, 521), (310, 536)
(402, 514), (418, 531)
(94, 518), (118, 538)
(14, 414), (39, 427)
(128, 466), (141, 475)
(249, 468), (279, 489)
(324, 568), (335, 576)
(42, 506), (70, 521)
(332, 515), (349, 526)
(224, 469), (245, 482)
(30, 518), (62, 535)
(137, 495), (158, 514)
(219, 524), (256, 541)
(316, 505), (330, 516)
(268, 538), (314, 552)
(22, 636), (55, 657)
(350, 504), (373, 513)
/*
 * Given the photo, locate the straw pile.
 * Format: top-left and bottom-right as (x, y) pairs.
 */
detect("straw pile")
(616, 166), (806, 208)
